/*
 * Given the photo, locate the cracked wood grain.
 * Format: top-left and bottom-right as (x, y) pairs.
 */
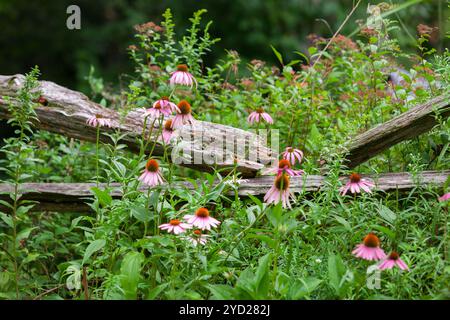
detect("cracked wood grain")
(0, 170), (447, 212)
(0, 74), (275, 178)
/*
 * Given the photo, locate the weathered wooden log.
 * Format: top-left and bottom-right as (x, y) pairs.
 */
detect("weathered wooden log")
(0, 74), (448, 174)
(346, 94), (450, 168)
(0, 74), (275, 178)
(0, 171), (447, 212)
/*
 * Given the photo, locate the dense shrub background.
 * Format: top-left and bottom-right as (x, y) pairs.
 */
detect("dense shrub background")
(0, 2), (449, 300)
(0, 0), (447, 92)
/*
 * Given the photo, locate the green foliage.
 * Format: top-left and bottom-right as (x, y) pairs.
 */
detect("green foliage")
(0, 7), (449, 301)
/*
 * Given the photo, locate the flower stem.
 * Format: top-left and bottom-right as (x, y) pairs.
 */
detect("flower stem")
(95, 124), (100, 187)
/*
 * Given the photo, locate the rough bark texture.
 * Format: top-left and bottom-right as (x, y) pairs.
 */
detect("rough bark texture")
(346, 94), (450, 168)
(0, 74), (448, 175)
(0, 74), (275, 178)
(1, 171), (447, 212)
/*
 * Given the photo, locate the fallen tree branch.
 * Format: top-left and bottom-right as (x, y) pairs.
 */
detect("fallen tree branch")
(0, 74), (274, 178)
(0, 171), (447, 212)
(346, 94), (450, 168)
(1, 75), (448, 175)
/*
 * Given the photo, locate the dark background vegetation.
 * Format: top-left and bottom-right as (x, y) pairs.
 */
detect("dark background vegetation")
(0, 0), (447, 93)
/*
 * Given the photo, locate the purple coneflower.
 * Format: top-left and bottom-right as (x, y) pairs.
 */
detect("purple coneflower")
(169, 64), (197, 87)
(143, 97), (177, 118)
(159, 219), (192, 235)
(247, 108), (273, 125)
(438, 193), (450, 202)
(187, 229), (209, 246)
(378, 251), (409, 271)
(171, 100), (195, 129)
(154, 96), (178, 112)
(138, 159), (164, 187)
(352, 233), (387, 261)
(162, 119), (175, 144)
(282, 147), (304, 166)
(86, 114), (112, 128)
(184, 208), (220, 231)
(264, 173), (294, 209)
(340, 173), (374, 195)
(264, 159), (303, 176)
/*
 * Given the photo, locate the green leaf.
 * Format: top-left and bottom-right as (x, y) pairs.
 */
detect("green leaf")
(147, 283), (169, 300)
(247, 194), (262, 208)
(289, 277), (322, 299)
(286, 59), (303, 67)
(17, 227), (37, 242)
(120, 251), (144, 300)
(207, 284), (235, 300)
(22, 253), (40, 265)
(270, 45), (284, 65)
(131, 205), (152, 222)
(0, 212), (13, 228)
(90, 187), (112, 207)
(266, 203), (283, 228)
(378, 205), (397, 224)
(0, 200), (13, 210)
(246, 207), (256, 224)
(113, 160), (127, 177)
(16, 205), (35, 215)
(294, 51), (310, 64)
(82, 239), (106, 265)
(372, 225), (396, 240)
(148, 190), (160, 208)
(308, 46), (318, 56)
(254, 253), (271, 299)
(247, 234), (277, 249)
(327, 254), (347, 297)
(306, 124), (323, 153)
(236, 268), (256, 299)
(333, 215), (352, 231)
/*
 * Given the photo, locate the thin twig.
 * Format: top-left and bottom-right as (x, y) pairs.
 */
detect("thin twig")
(302, 0), (362, 90)
(33, 284), (65, 300)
